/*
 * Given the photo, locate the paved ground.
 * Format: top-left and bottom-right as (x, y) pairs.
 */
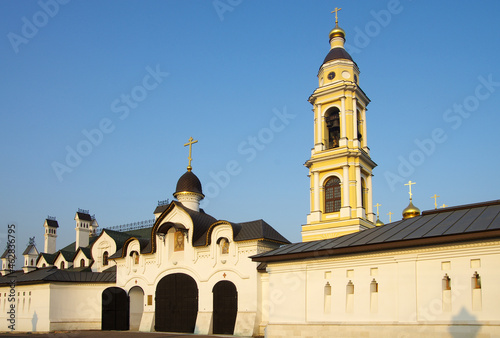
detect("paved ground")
(0, 331), (252, 338)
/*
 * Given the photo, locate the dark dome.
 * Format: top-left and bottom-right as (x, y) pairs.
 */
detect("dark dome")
(323, 47), (354, 65)
(174, 170), (204, 197)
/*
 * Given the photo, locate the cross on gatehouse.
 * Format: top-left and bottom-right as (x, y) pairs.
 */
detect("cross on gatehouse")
(184, 136), (198, 171)
(374, 203), (382, 217)
(331, 7), (342, 24)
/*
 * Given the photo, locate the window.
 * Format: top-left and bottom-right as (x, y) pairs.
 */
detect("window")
(370, 279), (378, 313)
(325, 177), (341, 213)
(103, 251), (109, 266)
(472, 272), (482, 311)
(325, 107), (340, 149)
(324, 282), (332, 314)
(357, 111), (363, 141)
(80, 259), (85, 267)
(361, 178), (366, 210)
(442, 274), (452, 312)
(346, 280), (354, 313)
(60, 261), (65, 269)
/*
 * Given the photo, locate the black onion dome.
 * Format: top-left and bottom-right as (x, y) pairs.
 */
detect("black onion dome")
(323, 47), (354, 65)
(174, 171), (204, 197)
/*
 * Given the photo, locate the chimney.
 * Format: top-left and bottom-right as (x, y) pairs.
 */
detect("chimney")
(75, 209), (92, 250)
(44, 216), (58, 254)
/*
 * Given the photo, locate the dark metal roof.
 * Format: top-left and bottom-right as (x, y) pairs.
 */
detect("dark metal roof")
(76, 247), (92, 260)
(58, 250), (75, 262)
(37, 253), (56, 265)
(323, 47), (354, 65)
(22, 244), (37, 256)
(234, 219), (291, 244)
(253, 200), (500, 263)
(0, 266), (115, 286)
(0, 249), (9, 259)
(76, 212), (92, 221)
(46, 219), (59, 228)
(174, 170), (203, 196)
(154, 204), (169, 214)
(60, 235), (99, 253)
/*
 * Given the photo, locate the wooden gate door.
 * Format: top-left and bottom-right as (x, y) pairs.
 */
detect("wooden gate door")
(155, 273), (198, 332)
(213, 281), (238, 334)
(101, 287), (129, 330)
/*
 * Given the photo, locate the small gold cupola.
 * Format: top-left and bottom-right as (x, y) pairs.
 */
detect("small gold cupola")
(402, 181), (421, 219)
(374, 203), (384, 226)
(329, 7), (346, 48)
(402, 200), (421, 219)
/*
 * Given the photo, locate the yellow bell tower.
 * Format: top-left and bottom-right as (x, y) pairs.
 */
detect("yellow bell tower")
(302, 9), (377, 242)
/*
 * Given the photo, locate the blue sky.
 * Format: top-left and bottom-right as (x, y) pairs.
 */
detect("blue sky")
(1, 1), (500, 264)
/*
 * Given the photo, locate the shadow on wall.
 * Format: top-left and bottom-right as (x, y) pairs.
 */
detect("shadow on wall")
(450, 308), (480, 338)
(31, 311), (38, 331)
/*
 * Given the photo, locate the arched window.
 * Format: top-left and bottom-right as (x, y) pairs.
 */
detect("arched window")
(357, 110), (363, 141)
(361, 178), (366, 210)
(30, 259), (34, 266)
(42, 263), (46, 268)
(60, 261), (65, 269)
(80, 259), (85, 267)
(325, 107), (340, 149)
(103, 251), (109, 266)
(325, 177), (341, 213)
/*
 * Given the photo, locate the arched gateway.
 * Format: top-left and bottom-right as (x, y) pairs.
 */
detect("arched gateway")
(101, 287), (129, 330)
(155, 273), (198, 332)
(213, 280), (238, 334)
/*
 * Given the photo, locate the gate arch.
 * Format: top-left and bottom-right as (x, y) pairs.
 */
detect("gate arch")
(129, 286), (144, 331)
(102, 287), (129, 330)
(213, 280), (238, 334)
(155, 273), (198, 332)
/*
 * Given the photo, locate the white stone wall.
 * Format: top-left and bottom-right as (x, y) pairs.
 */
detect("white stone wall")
(263, 240), (500, 337)
(0, 282), (110, 332)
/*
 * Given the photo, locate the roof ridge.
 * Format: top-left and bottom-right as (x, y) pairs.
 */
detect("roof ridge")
(422, 199), (500, 216)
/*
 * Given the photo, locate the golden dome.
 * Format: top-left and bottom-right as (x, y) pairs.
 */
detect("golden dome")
(375, 217), (384, 226)
(329, 24), (345, 40)
(402, 200), (421, 219)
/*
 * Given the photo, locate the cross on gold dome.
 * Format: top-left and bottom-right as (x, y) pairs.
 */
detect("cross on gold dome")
(184, 136), (198, 171)
(387, 211), (394, 223)
(431, 194), (440, 209)
(404, 180), (416, 199)
(374, 203), (382, 217)
(331, 7), (342, 24)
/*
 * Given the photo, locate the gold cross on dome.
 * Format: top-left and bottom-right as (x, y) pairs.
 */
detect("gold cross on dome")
(374, 203), (382, 217)
(184, 137), (198, 171)
(331, 7), (342, 24)
(404, 180), (416, 199)
(431, 194), (440, 209)
(440, 204), (448, 208)
(387, 211), (394, 223)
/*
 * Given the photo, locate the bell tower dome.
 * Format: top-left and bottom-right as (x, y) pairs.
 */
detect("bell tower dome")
(302, 9), (377, 242)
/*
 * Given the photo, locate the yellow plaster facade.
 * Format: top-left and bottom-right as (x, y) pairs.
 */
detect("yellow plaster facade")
(302, 25), (377, 242)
